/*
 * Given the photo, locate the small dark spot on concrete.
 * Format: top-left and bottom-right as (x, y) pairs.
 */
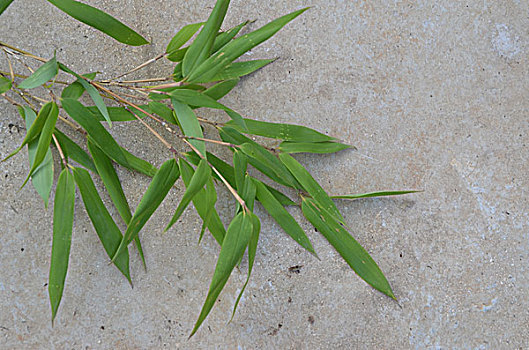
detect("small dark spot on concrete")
(20, 248), (24, 252)
(288, 265), (303, 274)
(288, 296), (292, 303)
(308, 315), (315, 324)
(399, 252), (403, 258)
(44, 283), (48, 287)
(314, 227), (318, 232)
(100, 326), (105, 330)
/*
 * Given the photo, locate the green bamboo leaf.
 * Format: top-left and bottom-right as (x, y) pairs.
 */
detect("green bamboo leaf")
(171, 99), (206, 158)
(190, 211), (253, 337)
(61, 98), (129, 167)
(86, 105), (148, 122)
(279, 152), (345, 224)
(148, 101), (177, 125)
(0, 75), (12, 93)
(182, 0), (230, 76)
(253, 179), (316, 255)
(302, 197), (395, 299)
(208, 59), (275, 82)
(225, 118), (334, 143)
(72, 167), (131, 283)
(120, 147), (158, 177)
(53, 129), (97, 172)
(18, 55), (58, 89)
(21, 102), (59, 189)
(233, 149), (247, 192)
(166, 22), (204, 55)
(61, 72), (97, 100)
(59, 63), (111, 125)
(187, 8), (308, 83)
(165, 159), (211, 232)
(48, 168), (75, 324)
(332, 190), (421, 200)
(203, 78), (239, 100)
(3, 103), (54, 162)
(231, 212), (260, 320)
(197, 176), (217, 244)
(112, 159), (180, 262)
(239, 142), (299, 188)
(185, 150), (296, 206)
(279, 141), (352, 154)
(24, 107), (54, 208)
(46, 0), (148, 46)
(0, 0), (14, 15)
(179, 158), (225, 245)
(87, 138), (146, 265)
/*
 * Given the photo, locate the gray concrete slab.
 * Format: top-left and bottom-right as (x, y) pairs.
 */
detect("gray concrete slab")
(1, 0), (528, 348)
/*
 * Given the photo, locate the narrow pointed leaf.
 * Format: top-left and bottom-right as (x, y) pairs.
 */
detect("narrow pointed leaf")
(18, 55), (58, 89)
(87, 105), (148, 122)
(112, 159), (180, 262)
(0, 0), (14, 15)
(226, 118), (334, 143)
(198, 177), (217, 244)
(208, 59), (275, 82)
(231, 212), (260, 320)
(21, 102), (59, 189)
(166, 22), (204, 55)
(182, 0), (230, 76)
(46, 0), (148, 45)
(279, 141), (352, 154)
(48, 168), (75, 323)
(3, 103), (53, 162)
(0, 75), (12, 93)
(302, 198), (395, 299)
(59, 63), (111, 125)
(171, 99), (206, 158)
(72, 167), (131, 283)
(203, 78), (239, 100)
(279, 152), (344, 223)
(253, 179), (316, 255)
(190, 211), (253, 337)
(53, 129), (97, 172)
(187, 8), (308, 83)
(61, 99), (129, 167)
(61, 72), (97, 100)
(148, 101), (177, 125)
(180, 158), (225, 245)
(233, 150), (247, 192)
(24, 107), (53, 208)
(332, 190), (421, 200)
(211, 20), (249, 52)
(120, 147), (157, 177)
(165, 159), (210, 232)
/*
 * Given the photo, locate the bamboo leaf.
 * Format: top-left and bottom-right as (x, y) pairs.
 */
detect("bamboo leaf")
(166, 22), (204, 55)
(48, 168), (75, 324)
(72, 167), (132, 283)
(182, 0), (230, 76)
(226, 118), (334, 143)
(18, 55), (58, 89)
(148, 101), (177, 125)
(165, 159), (211, 232)
(279, 141), (352, 154)
(233, 149), (247, 192)
(0, 75), (12, 93)
(53, 129), (97, 172)
(21, 102), (59, 189)
(279, 152), (345, 224)
(208, 59), (275, 82)
(3, 103), (54, 162)
(0, 0), (14, 15)
(253, 179), (316, 255)
(190, 211), (253, 337)
(24, 107), (54, 208)
(171, 99), (206, 158)
(61, 98), (129, 167)
(302, 197), (395, 299)
(203, 78), (239, 100)
(179, 158), (225, 245)
(332, 190), (421, 200)
(61, 72), (97, 100)
(112, 159), (180, 262)
(231, 212), (260, 320)
(120, 147), (158, 177)
(59, 63), (111, 125)
(46, 0), (148, 45)
(187, 8), (308, 83)
(198, 177), (217, 244)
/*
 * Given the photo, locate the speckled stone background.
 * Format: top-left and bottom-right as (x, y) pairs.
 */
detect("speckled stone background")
(1, 1), (528, 349)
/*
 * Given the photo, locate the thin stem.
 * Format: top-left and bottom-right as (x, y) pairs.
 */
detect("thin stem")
(2, 49), (15, 81)
(0, 41), (47, 62)
(51, 134), (68, 168)
(110, 53), (166, 81)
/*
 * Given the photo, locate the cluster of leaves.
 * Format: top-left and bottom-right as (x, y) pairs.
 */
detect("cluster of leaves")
(0, 0), (417, 336)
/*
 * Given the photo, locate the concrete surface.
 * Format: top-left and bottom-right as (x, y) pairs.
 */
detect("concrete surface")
(1, 0), (528, 348)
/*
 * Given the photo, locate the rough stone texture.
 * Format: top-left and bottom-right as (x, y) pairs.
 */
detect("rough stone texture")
(1, 0), (528, 349)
